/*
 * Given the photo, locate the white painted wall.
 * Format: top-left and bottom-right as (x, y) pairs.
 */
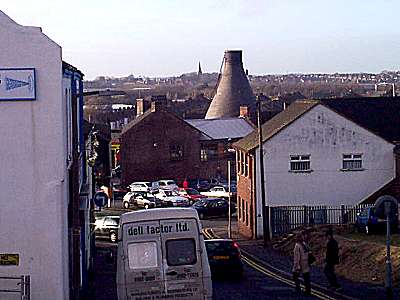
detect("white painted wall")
(255, 104), (395, 237)
(0, 11), (69, 299)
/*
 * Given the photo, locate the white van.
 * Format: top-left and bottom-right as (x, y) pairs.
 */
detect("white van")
(116, 208), (212, 300)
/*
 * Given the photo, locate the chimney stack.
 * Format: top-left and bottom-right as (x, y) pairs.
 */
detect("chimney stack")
(205, 50), (255, 119)
(239, 106), (249, 118)
(136, 98), (144, 117)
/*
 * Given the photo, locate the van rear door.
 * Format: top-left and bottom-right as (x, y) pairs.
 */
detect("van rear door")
(123, 220), (165, 299)
(160, 218), (205, 300)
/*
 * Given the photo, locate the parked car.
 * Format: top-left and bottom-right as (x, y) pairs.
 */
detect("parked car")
(157, 179), (179, 191)
(111, 183), (128, 201)
(154, 189), (189, 207)
(188, 178), (211, 192)
(200, 186), (236, 199)
(178, 188), (206, 204)
(94, 215), (120, 243)
(205, 239), (243, 279)
(128, 181), (158, 193)
(192, 198), (236, 219)
(356, 207), (398, 234)
(123, 191), (161, 209)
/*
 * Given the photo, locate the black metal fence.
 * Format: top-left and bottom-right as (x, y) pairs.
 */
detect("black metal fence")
(270, 204), (372, 236)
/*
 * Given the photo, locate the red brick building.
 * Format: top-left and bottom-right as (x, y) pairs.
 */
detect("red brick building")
(120, 102), (254, 186)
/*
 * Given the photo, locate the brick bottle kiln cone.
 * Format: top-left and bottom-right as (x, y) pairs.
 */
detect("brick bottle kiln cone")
(205, 50), (255, 119)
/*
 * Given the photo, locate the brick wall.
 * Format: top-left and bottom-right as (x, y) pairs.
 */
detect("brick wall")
(237, 153), (256, 238)
(120, 109), (231, 186)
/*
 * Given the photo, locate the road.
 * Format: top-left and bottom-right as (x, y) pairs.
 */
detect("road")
(93, 207), (319, 299)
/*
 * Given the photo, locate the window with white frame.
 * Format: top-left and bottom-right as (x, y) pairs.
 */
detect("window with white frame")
(342, 153), (363, 170)
(290, 155), (311, 172)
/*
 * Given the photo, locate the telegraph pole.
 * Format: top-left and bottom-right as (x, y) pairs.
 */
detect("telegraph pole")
(257, 94), (270, 246)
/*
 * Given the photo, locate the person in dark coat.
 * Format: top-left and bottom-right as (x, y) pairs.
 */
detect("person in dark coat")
(324, 228), (341, 290)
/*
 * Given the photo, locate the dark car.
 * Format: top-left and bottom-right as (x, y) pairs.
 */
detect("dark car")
(192, 198), (236, 219)
(356, 207), (398, 234)
(94, 215), (120, 243)
(205, 239), (243, 279)
(111, 183), (128, 201)
(188, 178), (211, 192)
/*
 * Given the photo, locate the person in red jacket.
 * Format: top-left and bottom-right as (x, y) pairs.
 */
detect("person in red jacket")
(182, 178), (189, 189)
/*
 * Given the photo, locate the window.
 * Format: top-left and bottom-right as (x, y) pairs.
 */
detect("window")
(170, 144), (184, 161)
(342, 154), (363, 170)
(238, 196), (241, 220)
(244, 154), (249, 177)
(236, 151), (241, 174)
(246, 202), (249, 226)
(240, 152), (245, 175)
(290, 155), (311, 172)
(200, 144), (218, 161)
(127, 242), (158, 269)
(166, 238), (197, 266)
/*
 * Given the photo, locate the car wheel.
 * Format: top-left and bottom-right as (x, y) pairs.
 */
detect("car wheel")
(110, 232), (117, 243)
(144, 204), (149, 209)
(199, 212), (205, 219)
(123, 201), (129, 209)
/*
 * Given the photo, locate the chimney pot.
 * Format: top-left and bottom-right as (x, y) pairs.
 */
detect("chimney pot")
(136, 98), (144, 117)
(239, 106), (249, 118)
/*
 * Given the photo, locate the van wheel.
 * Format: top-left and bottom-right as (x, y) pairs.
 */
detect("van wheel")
(144, 204), (149, 209)
(110, 232), (117, 243)
(199, 213), (205, 219)
(123, 201), (129, 209)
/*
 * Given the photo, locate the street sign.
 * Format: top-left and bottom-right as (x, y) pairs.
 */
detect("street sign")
(0, 253), (19, 266)
(94, 191), (108, 208)
(0, 68), (36, 101)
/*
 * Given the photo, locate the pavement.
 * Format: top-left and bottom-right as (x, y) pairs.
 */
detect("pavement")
(207, 219), (399, 300)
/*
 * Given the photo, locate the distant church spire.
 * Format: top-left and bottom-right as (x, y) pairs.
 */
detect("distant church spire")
(198, 61), (202, 76)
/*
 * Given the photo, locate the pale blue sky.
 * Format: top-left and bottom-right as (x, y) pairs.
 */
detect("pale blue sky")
(4, 0), (400, 79)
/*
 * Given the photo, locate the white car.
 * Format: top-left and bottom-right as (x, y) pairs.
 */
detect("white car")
(200, 186), (236, 198)
(157, 179), (179, 191)
(154, 189), (189, 207)
(128, 181), (158, 193)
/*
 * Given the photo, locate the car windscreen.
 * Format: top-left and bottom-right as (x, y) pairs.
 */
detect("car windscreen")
(187, 189), (199, 195)
(164, 191), (174, 196)
(166, 181), (175, 185)
(166, 238), (197, 266)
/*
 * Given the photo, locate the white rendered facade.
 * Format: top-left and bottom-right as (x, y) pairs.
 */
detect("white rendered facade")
(255, 104), (395, 237)
(0, 11), (69, 299)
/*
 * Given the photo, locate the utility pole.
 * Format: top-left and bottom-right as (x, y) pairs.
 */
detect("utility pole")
(228, 160), (232, 239)
(257, 94), (270, 246)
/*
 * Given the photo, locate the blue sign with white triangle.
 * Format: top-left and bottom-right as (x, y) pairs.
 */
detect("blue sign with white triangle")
(0, 68), (36, 101)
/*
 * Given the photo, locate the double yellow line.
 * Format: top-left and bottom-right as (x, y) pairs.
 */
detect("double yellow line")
(202, 228), (344, 300)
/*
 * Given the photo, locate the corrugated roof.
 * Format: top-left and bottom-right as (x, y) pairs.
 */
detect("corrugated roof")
(233, 100), (318, 151)
(185, 118), (255, 140)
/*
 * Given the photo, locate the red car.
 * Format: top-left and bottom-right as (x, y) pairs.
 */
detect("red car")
(178, 188), (206, 204)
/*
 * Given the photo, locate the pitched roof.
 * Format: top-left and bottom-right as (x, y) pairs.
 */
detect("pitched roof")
(233, 100), (318, 151)
(233, 97), (400, 152)
(185, 118), (255, 140)
(321, 97), (400, 143)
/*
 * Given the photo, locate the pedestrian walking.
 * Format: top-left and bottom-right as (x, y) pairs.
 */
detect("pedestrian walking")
(324, 228), (341, 290)
(292, 233), (312, 296)
(182, 178), (189, 189)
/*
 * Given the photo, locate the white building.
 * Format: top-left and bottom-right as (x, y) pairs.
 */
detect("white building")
(234, 98), (400, 238)
(0, 11), (88, 299)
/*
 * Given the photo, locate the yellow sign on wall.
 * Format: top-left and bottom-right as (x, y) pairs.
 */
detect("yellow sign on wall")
(0, 253), (19, 266)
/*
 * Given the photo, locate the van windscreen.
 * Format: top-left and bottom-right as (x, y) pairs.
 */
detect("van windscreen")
(127, 242), (158, 269)
(166, 238), (197, 266)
